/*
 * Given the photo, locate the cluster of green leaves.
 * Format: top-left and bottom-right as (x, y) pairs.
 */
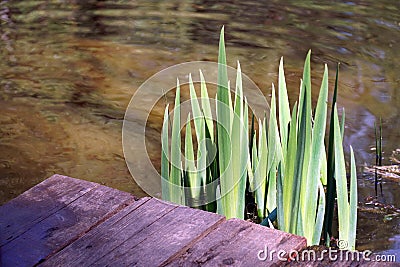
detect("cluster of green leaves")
(161, 27), (357, 250)
(250, 52), (357, 249)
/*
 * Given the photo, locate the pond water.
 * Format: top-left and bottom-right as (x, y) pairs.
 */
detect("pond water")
(0, 0), (399, 257)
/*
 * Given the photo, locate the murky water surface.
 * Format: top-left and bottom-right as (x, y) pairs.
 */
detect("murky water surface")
(0, 0), (399, 255)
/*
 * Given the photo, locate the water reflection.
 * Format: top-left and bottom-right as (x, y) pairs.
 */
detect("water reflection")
(74, 0), (110, 37)
(0, 0), (399, 254)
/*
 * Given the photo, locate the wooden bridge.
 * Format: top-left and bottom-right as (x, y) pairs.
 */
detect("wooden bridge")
(0, 175), (392, 266)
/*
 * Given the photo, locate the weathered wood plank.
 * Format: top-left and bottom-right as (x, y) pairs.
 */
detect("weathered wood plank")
(1, 181), (136, 267)
(0, 174), (98, 247)
(1, 176), (326, 267)
(39, 197), (169, 267)
(363, 261), (398, 267)
(165, 218), (307, 266)
(90, 201), (225, 267)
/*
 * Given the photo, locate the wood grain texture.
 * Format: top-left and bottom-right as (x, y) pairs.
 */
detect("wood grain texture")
(1, 175), (136, 267)
(166, 218), (307, 267)
(91, 201), (225, 267)
(40, 197), (171, 267)
(0, 174), (98, 246)
(1, 175), (340, 267)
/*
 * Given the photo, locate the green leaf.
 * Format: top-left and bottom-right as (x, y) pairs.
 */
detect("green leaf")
(266, 84), (281, 214)
(283, 101), (298, 233)
(255, 118), (268, 218)
(303, 64), (329, 243)
(204, 115), (217, 212)
(320, 144), (328, 186)
(234, 61), (243, 119)
(185, 113), (200, 205)
(170, 79), (183, 204)
(292, 78), (309, 235)
(302, 50), (312, 118)
(324, 63), (339, 244)
(200, 70), (214, 142)
(348, 146), (358, 250)
(188, 74), (208, 190)
(161, 104), (170, 201)
(216, 184), (223, 215)
(197, 114), (207, 205)
(278, 57), (291, 157)
(217, 26), (234, 218)
(224, 61), (248, 219)
(312, 180), (326, 244)
(250, 132), (258, 193)
(234, 64), (248, 218)
(340, 108), (345, 142)
(298, 52), (313, 223)
(276, 162), (284, 230)
(333, 105), (350, 246)
(189, 74), (203, 141)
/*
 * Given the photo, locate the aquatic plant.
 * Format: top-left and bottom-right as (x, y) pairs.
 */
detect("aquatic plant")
(160, 27), (357, 249)
(323, 64), (341, 246)
(253, 51), (357, 249)
(373, 117), (383, 196)
(375, 118), (383, 167)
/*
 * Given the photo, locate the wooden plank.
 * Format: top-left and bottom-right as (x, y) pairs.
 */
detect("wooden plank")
(165, 218), (307, 266)
(0, 176), (323, 266)
(363, 261), (398, 267)
(39, 197), (170, 267)
(88, 201), (225, 266)
(0, 174), (98, 246)
(1, 182), (136, 267)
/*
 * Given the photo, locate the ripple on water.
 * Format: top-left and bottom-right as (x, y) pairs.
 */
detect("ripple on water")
(0, 100), (146, 205)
